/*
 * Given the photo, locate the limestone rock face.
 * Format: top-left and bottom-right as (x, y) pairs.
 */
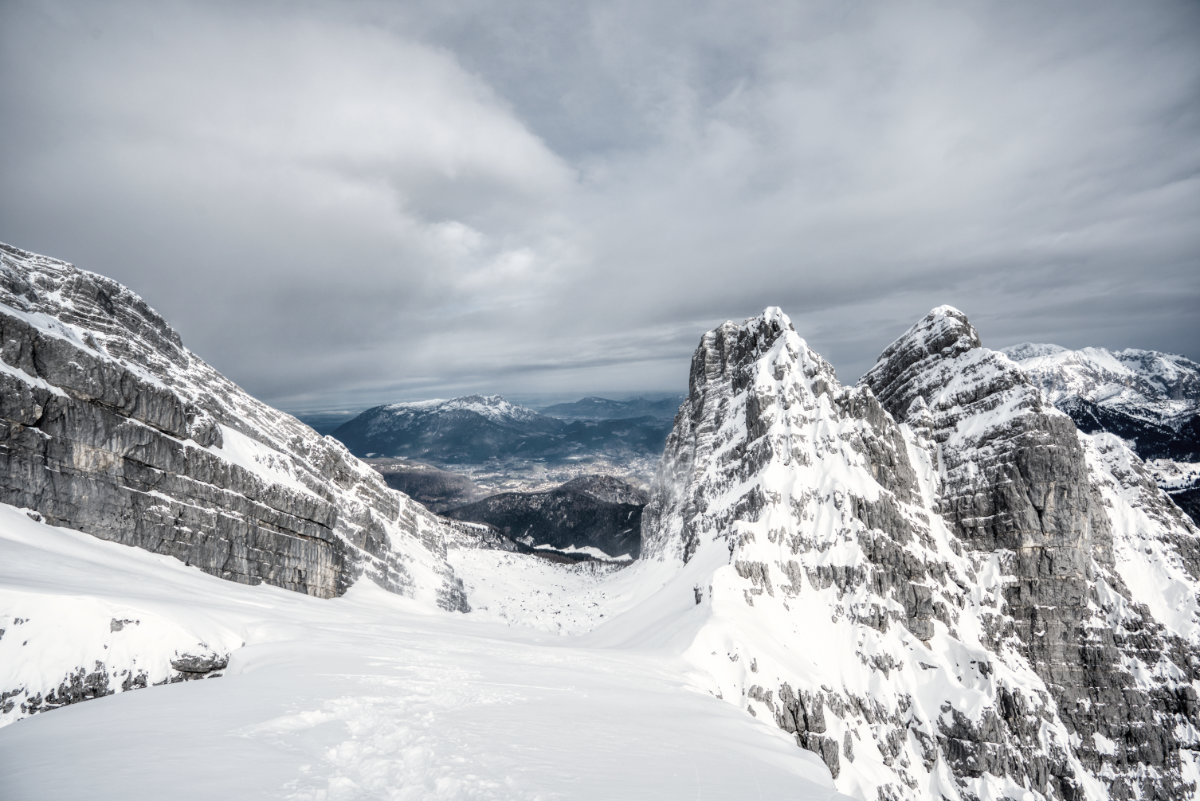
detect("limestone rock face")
(863, 307), (1200, 799)
(0, 242), (467, 610)
(1003, 342), (1200, 524)
(642, 305), (1200, 801)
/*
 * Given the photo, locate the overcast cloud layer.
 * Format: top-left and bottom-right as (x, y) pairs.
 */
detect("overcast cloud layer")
(2, 0), (1198, 411)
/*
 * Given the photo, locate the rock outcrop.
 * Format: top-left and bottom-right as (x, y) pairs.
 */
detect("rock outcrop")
(1003, 342), (1200, 524)
(641, 305), (1200, 800)
(0, 242), (467, 609)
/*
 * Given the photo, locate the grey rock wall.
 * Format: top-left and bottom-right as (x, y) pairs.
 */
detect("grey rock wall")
(0, 242), (466, 609)
(642, 305), (1200, 800)
(862, 307), (1199, 799)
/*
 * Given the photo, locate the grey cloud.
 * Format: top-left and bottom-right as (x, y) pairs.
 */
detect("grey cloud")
(2, 0), (1197, 412)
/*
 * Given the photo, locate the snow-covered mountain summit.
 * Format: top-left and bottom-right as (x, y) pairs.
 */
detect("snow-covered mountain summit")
(0, 242), (467, 608)
(385, 394), (544, 423)
(1004, 343), (1200, 430)
(640, 305), (1200, 800)
(333, 394), (563, 462)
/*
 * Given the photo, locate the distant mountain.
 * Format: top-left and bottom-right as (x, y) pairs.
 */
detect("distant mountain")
(1004, 343), (1199, 456)
(539, 395), (682, 421)
(331, 395), (560, 462)
(1004, 343), (1200, 522)
(443, 475), (647, 560)
(331, 394), (672, 467)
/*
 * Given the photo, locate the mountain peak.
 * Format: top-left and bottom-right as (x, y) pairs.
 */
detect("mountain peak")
(860, 305), (987, 420)
(757, 304), (792, 329)
(383, 394), (538, 422)
(0, 241), (469, 608)
(645, 303), (1200, 798)
(907, 304), (980, 351)
(688, 307), (834, 402)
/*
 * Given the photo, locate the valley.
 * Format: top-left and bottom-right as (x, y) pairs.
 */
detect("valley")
(2, 243), (1199, 800)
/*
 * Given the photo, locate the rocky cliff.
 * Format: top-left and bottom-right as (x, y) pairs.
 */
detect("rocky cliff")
(641, 306), (1200, 800)
(1004, 342), (1200, 525)
(0, 242), (467, 609)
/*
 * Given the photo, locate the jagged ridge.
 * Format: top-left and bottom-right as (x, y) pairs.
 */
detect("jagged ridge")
(641, 305), (1200, 800)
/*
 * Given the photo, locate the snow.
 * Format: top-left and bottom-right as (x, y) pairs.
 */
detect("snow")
(1005, 342), (1200, 427)
(1147, 458), (1200, 492)
(0, 504), (848, 801)
(202, 424), (320, 499)
(0, 357), (67, 397)
(1092, 732), (1118, 757)
(1080, 432), (1200, 644)
(532, 543), (633, 562)
(383, 395), (542, 423)
(928, 303), (965, 317)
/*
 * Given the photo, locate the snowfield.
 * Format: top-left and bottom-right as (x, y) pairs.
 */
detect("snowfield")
(0, 503), (848, 801)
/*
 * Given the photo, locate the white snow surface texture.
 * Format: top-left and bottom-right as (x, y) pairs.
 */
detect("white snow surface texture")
(0, 505), (847, 801)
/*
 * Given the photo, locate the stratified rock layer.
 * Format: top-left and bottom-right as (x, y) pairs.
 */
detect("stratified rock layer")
(863, 307), (1199, 799)
(642, 305), (1200, 800)
(0, 242), (466, 609)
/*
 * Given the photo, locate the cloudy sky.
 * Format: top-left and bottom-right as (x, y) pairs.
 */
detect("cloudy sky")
(2, 1), (1198, 411)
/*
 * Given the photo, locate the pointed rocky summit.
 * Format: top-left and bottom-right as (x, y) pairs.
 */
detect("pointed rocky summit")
(640, 305), (1200, 800)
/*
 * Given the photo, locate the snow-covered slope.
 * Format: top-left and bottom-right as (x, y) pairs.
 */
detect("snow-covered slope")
(635, 306), (1200, 800)
(0, 242), (467, 609)
(0, 502), (850, 801)
(1004, 343), (1200, 433)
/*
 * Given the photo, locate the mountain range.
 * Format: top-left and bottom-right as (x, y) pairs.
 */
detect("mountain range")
(2, 242), (1198, 801)
(330, 394), (673, 468)
(537, 395), (683, 420)
(638, 305), (1199, 798)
